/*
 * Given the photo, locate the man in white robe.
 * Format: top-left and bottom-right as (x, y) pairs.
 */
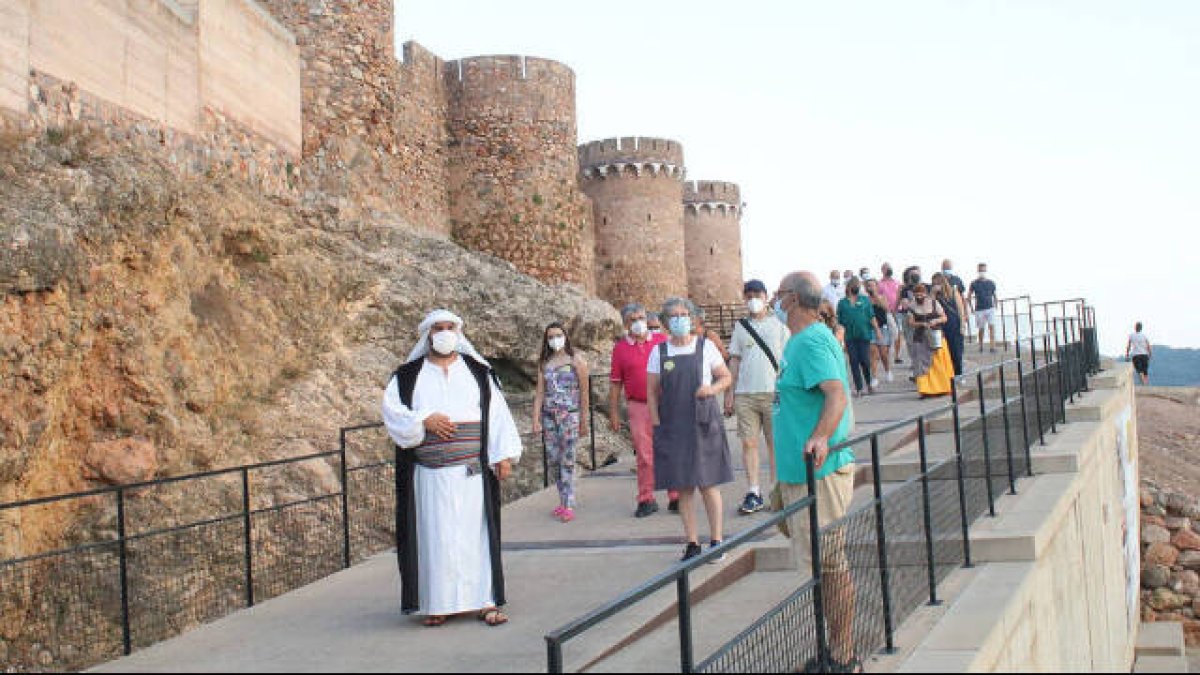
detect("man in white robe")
(382, 310), (523, 627)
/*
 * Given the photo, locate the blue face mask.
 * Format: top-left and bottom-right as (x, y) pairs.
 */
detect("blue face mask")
(773, 299), (788, 324)
(668, 316), (693, 337)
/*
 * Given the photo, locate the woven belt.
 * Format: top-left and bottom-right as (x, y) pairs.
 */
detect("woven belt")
(415, 421), (482, 469)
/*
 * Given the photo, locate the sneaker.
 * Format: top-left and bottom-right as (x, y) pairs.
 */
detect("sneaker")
(870, 377), (880, 388)
(886, 371), (894, 383)
(739, 492), (764, 515)
(601, 453), (619, 468)
(681, 542), (702, 562)
(559, 508), (575, 523)
(668, 499), (680, 513)
(708, 540), (726, 564)
(635, 501), (658, 518)
(829, 657), (865, 673)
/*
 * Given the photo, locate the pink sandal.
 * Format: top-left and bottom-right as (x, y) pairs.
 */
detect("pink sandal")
(559, 508), (575, 523)
(552, 506), (565, 518)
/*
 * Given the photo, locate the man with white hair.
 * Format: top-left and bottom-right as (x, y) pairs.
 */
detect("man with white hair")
(382, 309), (523, 628)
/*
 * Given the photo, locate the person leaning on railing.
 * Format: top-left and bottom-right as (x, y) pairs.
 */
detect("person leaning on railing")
(772, 271), (862, 674)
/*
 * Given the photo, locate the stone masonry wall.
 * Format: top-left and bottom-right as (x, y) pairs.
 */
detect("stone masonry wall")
(580, 137), (689, 308)
(1141, 481), (1200, 646)
(684, 180), (744, 306)
(446, 55), (594, 291)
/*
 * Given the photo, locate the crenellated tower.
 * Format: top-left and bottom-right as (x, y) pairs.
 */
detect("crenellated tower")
(579, 137), (688, 308)
(445, 56), (595, 291)
(684, 181), (745, 306)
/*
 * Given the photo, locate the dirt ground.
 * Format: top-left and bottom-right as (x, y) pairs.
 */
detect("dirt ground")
(1138, 388), (1200, 496)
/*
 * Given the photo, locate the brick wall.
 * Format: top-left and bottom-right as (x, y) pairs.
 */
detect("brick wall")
(684, 180), (744, 306)
(446, 55), (594, 291)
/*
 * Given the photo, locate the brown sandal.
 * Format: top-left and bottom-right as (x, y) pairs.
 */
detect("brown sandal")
(478, 608), (508, 627)
(423, 615), (448, 627)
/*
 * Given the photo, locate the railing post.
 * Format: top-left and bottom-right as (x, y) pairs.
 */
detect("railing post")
(1045, 334), (1061, 432)
(976, 372), (996, 517)
(116, 488), (132, 656)
(242, 467), (255, 607)
(870, 435), (897, 653)
(677, 573), (695, 673)
(340, 428), (352, 569)
(547, 639), (564, 675)
(1016, 360), (1035, 476)
(999, 364), (1017, 495)
(950, 378), (973, 568)
(806, 454), (830, 672)
(1030, 337), (1046, 446)
(1000, 300), (1008, 350)
(589, 376), (597, 471)
(917, 418), (940, 606)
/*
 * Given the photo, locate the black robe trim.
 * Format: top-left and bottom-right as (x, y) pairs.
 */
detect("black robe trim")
(394, 355), (506, 615)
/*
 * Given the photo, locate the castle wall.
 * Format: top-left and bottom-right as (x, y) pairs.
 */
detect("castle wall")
(0, 0), (30, 116)
(27, 0), (201, 134)
(196, 0), (301, 155)
(580, 137), (688, 308)
(684, 180), (744, 306)
(446, 56), (594, 291)
(255, 1), (452, 233)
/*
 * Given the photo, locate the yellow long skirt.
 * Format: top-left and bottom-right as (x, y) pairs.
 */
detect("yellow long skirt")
(916, 343), (954, 397)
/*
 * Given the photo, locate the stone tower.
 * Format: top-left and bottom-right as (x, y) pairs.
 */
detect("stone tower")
(579, 137), (688, 309)
(445, 56), (595, 291)
(684, 181), (745, 306)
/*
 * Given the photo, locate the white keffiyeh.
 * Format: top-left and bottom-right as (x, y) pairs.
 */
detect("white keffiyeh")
(405, 309), (490, 366)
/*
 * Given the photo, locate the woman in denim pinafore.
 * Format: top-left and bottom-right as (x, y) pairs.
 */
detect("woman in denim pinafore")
(647, 298), (735, 563)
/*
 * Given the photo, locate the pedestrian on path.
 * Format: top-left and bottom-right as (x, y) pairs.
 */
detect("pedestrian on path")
(823, 270), (845, 308)
(647, 298), (735, 563)
(837, 278), (882, 397)
(772, 271), (860, 673)
(907, 285), (954, 398)
(382, 309), (522, 628)
(865, 279), (894, 383)
(931, 273), (967, 377)
(879, 263), (904, 367)
(968, 263), (999, 353)
(725, 280), (790, 515)
(608, 304), (677, 517)
(532, 323), (590, 523)
(1126, 322), (1153, 386)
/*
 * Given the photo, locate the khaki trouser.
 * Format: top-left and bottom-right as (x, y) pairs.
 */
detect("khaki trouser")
(781, 464), (855, 572)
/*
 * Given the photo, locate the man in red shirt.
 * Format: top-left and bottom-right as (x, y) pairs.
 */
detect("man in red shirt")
(609, 303), (678, 517)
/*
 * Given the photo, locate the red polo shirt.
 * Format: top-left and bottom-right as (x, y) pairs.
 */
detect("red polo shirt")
(610, 333), (667, 402)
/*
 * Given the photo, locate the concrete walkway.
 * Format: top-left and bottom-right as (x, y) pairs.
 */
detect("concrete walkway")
(93, 346), (1015, 673)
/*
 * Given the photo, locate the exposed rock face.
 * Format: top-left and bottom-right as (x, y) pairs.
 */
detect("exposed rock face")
(0, 131), (622, 558)
(1140, 483), (1200, 646)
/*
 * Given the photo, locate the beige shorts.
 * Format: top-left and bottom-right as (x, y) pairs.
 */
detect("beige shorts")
(735, 393), (775, 441)
(781, 464), (856, 572)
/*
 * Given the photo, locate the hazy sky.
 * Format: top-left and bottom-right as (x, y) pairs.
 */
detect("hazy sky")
(397, 1), (1199, 354)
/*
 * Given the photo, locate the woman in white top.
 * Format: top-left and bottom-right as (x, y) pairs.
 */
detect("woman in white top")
(647, 297), (735, 563)
(1126, 322), (1152, 386)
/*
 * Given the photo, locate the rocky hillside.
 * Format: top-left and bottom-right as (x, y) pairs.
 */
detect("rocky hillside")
(0, 126), (622, 558)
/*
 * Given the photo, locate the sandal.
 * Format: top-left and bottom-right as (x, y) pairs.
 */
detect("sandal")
(559, 508), (575, 523)
(478, 607), (508, 627)
(423, 615), (448, 627)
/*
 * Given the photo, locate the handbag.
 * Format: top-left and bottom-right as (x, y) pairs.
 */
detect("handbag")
(930, 329), (944, 350)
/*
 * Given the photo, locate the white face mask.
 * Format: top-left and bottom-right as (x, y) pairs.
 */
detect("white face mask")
(430, 330), (459, 356)
(548, 336), (566, 352)
(978, 271), (987, 279)
(747, 298), (766, 315)
(630, 320), (648, 336)
(831, 279), (841, 287)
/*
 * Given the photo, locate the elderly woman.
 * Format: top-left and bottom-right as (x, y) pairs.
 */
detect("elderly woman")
(907, 284), (955, 397)
(647, 298), (736, 562)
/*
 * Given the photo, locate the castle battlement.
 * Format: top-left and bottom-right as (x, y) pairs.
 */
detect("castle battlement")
(443, 55), (575, 85)
(578, 137), (685, 181)
(684, 180), (742, 216)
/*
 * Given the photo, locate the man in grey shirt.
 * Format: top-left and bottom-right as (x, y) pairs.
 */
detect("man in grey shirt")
(724, 280), (790, 514)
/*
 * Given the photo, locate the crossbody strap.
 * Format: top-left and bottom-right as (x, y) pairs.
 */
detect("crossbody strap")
(738, 318), (779, 373)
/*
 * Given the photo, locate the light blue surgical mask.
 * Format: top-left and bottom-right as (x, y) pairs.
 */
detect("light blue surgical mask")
(668, 316), (693, 337)
(773, 299), (788, 324)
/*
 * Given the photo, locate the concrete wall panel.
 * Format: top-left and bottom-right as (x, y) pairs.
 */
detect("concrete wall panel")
(197, 0), (300, 154)
(0, 0), (31, 115)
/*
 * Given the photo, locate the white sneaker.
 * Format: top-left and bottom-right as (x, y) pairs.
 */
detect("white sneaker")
(870, 378), (880, 388)
(886, 371), (894, 383)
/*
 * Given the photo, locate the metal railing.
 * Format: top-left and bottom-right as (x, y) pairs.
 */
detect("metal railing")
(544, 300), (1102, 673)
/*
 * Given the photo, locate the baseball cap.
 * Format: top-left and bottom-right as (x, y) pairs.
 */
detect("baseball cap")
(743, 279), (768, 294)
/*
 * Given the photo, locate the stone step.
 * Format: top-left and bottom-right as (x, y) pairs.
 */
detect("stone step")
(1137, 621), (1186, 658)
(1134, 655), (1189, 673)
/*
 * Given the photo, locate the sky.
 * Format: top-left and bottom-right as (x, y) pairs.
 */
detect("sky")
(396, 0), (1200, 355)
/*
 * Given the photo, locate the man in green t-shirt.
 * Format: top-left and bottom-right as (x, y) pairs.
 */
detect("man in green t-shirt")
(773, 270), (859, 673)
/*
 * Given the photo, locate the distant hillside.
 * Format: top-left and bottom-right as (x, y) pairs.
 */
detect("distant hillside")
(1138, 346), (1200, 386)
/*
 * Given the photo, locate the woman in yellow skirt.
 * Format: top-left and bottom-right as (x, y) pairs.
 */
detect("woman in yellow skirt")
(906, 284), (954, 397)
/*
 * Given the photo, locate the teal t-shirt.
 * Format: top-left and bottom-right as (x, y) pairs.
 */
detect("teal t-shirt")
(837, 296), (876, 342)
(773, 323), (856, 484)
